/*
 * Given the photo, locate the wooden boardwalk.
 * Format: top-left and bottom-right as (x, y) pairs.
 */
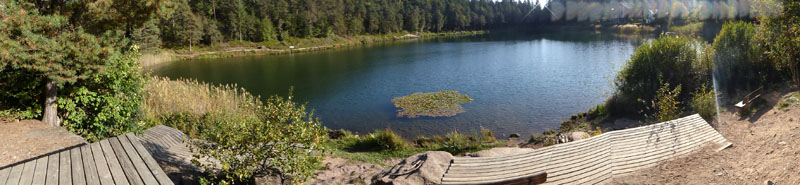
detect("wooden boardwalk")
(138, 125), (202, 171)
(0, 133), (174, 185)
(442, 114), (731, 185)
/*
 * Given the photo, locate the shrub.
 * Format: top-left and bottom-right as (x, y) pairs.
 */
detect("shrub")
(529, 134), (546, 144)
(144, 78), (324, 184)
(392, 90), (473, 118)
(0, 44), (145, 141)
(755, 1), (800, 90)
(58, 46), (145, 141)
(612, 36), (700, 116)
(442, 130), (479, 155)
(190, 93), (326, 184)
(691, 85), (717, 120)
(713, 21), (774, 99)
(641, 82), (683, 123)
(587, 104), (608, 120)
(349, 128), (408, 151)
(440, 129), (497, 155)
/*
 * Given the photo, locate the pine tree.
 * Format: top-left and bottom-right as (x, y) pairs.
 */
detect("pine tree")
(0, 1), (109, 126)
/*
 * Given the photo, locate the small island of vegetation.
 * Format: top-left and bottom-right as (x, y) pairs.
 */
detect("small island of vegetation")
(392, 90), (473, 118)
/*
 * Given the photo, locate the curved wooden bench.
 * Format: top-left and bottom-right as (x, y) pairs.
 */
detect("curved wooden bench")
(440, 114), (730, 185)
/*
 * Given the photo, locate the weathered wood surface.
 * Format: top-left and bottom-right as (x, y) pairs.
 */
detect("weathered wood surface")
(139, 125), (206, 171)
(441, 114), (730, 185)
(0, 134), (174, 185)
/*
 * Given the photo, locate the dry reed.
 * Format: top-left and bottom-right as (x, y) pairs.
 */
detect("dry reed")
(143, 76), (262, 119)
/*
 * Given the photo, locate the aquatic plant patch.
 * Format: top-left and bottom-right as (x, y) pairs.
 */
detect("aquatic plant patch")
(392, 91), (473, 118)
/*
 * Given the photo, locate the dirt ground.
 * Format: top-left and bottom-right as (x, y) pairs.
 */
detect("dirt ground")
(613, 90), (800, 184)
(305, 157), (401, 185)
(0, 119), (86, 167)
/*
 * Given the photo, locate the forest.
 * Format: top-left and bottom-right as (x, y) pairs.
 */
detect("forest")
(133, 0), (758, 52)
(135, 0), (547, 51)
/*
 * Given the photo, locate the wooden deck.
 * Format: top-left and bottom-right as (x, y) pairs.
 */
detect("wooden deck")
(138, 125), (202, 171)
(441, 114), (731, 185)
(0, 133), (174, 185)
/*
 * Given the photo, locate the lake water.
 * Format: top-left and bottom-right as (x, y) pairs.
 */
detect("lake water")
(151, 31), (649, 138)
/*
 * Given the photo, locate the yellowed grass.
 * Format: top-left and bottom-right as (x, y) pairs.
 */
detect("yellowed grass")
(142, 76), (262, 119)
(139, 52), (176, 69)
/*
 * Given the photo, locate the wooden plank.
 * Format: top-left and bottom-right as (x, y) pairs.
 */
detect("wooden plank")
(45, 153), (59, 185)
(81, 145), (100, 185)
(60, 151), (76, 185)
(109, 137), (145, 185)
(5, 162), (24, 185)
(32, 157), (48, 185)
(127, 133), (174, 185)
(18, 160), (36, 185)
(118, 134), (159, 185)
(0, 165), (12, 185)
(100, 139), (131, 185)
(70, 147), (86, 185)
(90, 142), (116, 185)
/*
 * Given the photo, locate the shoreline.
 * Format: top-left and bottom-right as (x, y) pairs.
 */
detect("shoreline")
(140, 31), (487, 69)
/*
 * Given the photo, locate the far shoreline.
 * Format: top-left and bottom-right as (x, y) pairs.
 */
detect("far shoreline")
(140, 31), (487, 69)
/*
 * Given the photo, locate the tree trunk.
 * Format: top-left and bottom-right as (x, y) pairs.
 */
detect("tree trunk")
(43, 79), (59, 127)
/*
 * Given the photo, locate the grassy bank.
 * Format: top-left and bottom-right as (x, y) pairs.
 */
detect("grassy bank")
(140, 31), (485, 68)
(142, 76), (511, 166)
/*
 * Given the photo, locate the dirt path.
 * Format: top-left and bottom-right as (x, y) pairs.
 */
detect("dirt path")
(613, 90), (800, 184)
(0, 119), (86, 167)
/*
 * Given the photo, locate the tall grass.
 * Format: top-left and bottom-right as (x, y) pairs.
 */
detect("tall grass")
(142, 76), (262, 136)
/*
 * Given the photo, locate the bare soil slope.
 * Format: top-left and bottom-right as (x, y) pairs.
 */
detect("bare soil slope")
(613, 90), (800, 184)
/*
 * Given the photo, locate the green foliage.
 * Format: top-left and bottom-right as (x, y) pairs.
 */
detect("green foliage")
(144, 78), (325, 184)
(58, 46), (146, 141)
(641, 82), (683, 123)
(349, 128), (408, 151)
(0, 1), (149, 137)
(755, 0), (800, 89)
(189, 92), (326, 184)
(0, 1), (108, 85)
(132, 20), (163, 53)
(528, 134), (546, 144)
(441, 129), (497, 155)
(260, 16), (277, 42)
(691, 85), (717, 121)
(713, 21), (773, 97)
(164, 0), (203, 51)
(612, 36), (700, 116)
(587, 104), (608, 121)
(392, 90), (473, 118)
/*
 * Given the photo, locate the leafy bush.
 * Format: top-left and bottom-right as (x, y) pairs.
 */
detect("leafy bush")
(58, 46), (145, 141)
(641, 82), (683, 123)
(0, 42), (145, 141)
(144, 78), (324, 184)
(392, 90), (473, 118)
(755, 0), (800, 89)
(691, 85), (717, 121)
(713, 21), (774, 99)
(612, 36), (700, 116)
(190, 93), (325, 184)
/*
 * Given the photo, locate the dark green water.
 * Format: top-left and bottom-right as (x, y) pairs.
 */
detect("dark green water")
(151, 32), (649, 138)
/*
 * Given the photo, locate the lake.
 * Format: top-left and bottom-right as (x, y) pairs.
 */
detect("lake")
(151, 31), (649, 138)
